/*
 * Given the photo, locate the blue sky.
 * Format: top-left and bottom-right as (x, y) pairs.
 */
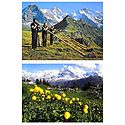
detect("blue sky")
(22, 64), (74, 72)
(22, 2), (103, 13)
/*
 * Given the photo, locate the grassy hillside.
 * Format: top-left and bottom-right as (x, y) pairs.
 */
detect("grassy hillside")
(22, 30), (103, 60)
(55, 16), (103, 47)
(22, 83), (103, 122)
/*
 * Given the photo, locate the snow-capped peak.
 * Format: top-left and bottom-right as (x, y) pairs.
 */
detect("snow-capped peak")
(22, 65), (101, 85)
(22, 4), (67, 26)
(51, 7), (62, 13)
(22, 5), (103, 29)
(59, 65), (85, 78)
(70, 8), (103, 29)
(40, 6), (67, 23)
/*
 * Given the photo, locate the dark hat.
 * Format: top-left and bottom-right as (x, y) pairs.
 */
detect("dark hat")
(33, 18), (36, 22)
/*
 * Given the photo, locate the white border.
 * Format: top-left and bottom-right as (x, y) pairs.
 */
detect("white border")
(3, 0), (125, 124)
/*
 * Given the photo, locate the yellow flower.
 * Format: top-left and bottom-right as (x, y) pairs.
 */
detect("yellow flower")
(64, 112), (71, 120)
(45, 90), (51, 95)
(65, 98), (69, 102)
(39, 88), (44, 94)
(72, 97), (75, 101)
(84, 105), (89, 109)
(83, 108), (88, 114)
(29, 88), (34, 92)
(34, 86), (40, 93)
(78, 102), (82, 106)
(32, 96), (37, 101)
(54, 94), (58, 98)
(61, 93), (66, 97)
(56, 95), (61, 100)
(76, 98), (79, 101)
(46, 95), (51, 100)
(69, 100), (73, 104)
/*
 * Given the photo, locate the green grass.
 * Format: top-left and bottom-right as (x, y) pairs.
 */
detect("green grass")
(22, 30), (103, 60)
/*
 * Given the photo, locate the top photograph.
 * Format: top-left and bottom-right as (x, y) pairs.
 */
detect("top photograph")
(22, 2), (103, 60)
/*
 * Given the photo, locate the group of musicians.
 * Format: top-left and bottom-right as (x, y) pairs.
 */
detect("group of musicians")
(31, 18), (55, 50)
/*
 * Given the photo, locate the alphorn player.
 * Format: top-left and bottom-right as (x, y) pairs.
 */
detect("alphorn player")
(49, 26), (55, 45)
(30, 18), (38, 50)
(42, 22), (48, 47)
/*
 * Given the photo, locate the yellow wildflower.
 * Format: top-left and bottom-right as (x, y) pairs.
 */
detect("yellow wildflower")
(76, 98), (79, 101)
(78, 102), (82, 106)
(39, 88), (44, 94)
(54, 94), (58, 98)
(69, 100), (73, 104)
(61, 93), (66, 97)
(46, 95), (51, 100)
(83, 108), (88, 114)
(84, 105), (89, 109)
(72, 97), (75, 101)
(32, 95), (37, 101)
(34, 86), (40, 93)
(64, 112), (71, 120)
(45, 90), (51, 95)
(56, 95), (61, 100)
(65, 98), (69, 102)
(29, 88), (34, 92)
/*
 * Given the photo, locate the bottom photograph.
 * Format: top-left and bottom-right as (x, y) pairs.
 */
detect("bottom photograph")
(22, 63), (103, 122)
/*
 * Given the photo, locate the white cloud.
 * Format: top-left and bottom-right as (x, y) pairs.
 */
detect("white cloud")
(75, 62), (102, 76)
(76, 62), (97, 69)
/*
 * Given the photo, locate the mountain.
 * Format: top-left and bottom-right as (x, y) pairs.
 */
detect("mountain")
(22, 4), (103, 30)
(22, 4), (47, 26)
(59, 75), (103, 88)
(54, 15), (103, 47)
(40, 7), (67, 24)
(70, 8), (103, 29)
(22, 5), (103, 47)
(22, 65), (102, 85)
(22, 4), (67, 26)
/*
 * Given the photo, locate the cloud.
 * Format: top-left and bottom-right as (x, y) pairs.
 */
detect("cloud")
(75, 62), (102, 76)
(75, 62), (96, 70)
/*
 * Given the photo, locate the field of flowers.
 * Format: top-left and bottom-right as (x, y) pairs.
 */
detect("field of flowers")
(22, 84), (103, 122)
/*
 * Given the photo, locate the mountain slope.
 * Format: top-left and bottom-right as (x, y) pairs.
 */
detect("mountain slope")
(59, 76), (103, 88)
(54, 15), (103, 47)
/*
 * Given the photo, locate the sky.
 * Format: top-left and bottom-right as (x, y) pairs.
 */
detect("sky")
(22, 2), (103, 14)
(22, 63), (102, 73)
(22, 64), (74, 72)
